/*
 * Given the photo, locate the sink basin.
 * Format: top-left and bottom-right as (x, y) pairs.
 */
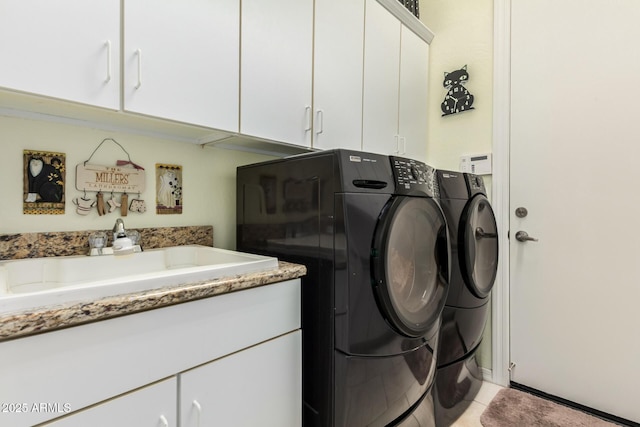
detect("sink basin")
(0, 245), (278, 314)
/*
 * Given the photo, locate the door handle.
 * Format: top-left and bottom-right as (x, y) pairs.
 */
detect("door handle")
(515, 231), (538, 242)
(475, 227), (498, 239)
(192, 400), (202, 427)
(105, 40), (112, 83)
(135, 49), (142, 89)
(315, 109), (324, 134)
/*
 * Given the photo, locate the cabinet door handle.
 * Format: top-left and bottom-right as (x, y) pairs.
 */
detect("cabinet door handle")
(192, 400), (202, 427)
(315, 110), (324, 134)
(105, 40), (112, 83)
(400, 136), (406, 155)
(135, 49), (142, 89)
(394, 135), (400, 154)
(304, 106), (312, 132)
(159, 415), (169, 427)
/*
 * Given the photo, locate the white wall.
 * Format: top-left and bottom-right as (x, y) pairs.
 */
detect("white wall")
(420, 0), (494, 369)
(0, 115), (274, 249)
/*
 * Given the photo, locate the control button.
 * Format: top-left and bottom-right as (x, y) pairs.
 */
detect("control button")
(410, 166), (419, 180)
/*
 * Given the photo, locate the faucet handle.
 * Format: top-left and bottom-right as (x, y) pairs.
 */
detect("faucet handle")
(89, 232), (107, 249)
(126, 230), (141, 246)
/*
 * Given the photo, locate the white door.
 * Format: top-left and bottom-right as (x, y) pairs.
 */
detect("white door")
(124, 0), (239, 130)
(510, 0), (640, 423)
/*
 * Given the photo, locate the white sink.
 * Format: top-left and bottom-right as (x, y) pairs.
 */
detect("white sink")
(0, 245), (278, 314)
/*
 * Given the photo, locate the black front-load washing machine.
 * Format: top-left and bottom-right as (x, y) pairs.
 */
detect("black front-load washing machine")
(432, 170), (498, 426)
(237, 150), (450, 427)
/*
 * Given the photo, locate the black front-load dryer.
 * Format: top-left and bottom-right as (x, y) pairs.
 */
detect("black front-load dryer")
(237, 150), (449, 427)
(432, 170), (498, 426)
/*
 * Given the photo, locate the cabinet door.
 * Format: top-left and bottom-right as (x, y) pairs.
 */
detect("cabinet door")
(398, 26), (429, 162)
(241, 0), (313, 147)
(180, 331), (302, 427)
(0, 0), (119, 109)
(42, 378), (177, 427)
(124, 0), (239, 131)
(312, 0), (365, 151)
(362, 0), (402, 156)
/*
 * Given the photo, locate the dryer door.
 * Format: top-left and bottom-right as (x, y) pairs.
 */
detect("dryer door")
(460, 194), (498, 298)
(372, 196), (449, 337)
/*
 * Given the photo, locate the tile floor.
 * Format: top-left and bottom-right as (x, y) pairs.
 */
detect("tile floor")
(450, 381), (505, 427)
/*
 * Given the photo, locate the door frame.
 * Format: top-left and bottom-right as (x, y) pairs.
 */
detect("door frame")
(490, 0), (511, 387)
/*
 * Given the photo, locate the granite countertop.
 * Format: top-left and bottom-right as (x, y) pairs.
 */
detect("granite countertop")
(0, 261), (306, 342)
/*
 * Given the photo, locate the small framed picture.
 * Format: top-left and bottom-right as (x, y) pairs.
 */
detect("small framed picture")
(23, 150), (66, 215)
(156, 164), (182, 215)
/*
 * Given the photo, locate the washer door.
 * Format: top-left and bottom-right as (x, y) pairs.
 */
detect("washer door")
(460, 194), (498, 298)
(371, 196), (449, 338)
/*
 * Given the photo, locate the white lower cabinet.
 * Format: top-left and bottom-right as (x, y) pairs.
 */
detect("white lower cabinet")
(42, 378), (177, 427)
(180, 331), (302, 427)
(0, 279), (301, 427)
(43, 332), (302, 427)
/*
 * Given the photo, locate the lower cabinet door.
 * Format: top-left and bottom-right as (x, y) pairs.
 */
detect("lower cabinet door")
(180, 330), (302, 427)
(42, 377), (177, 427)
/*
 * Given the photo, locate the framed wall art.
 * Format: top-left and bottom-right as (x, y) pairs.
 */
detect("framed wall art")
(156, 164), (182, 215)
(23, 149), (66, 215)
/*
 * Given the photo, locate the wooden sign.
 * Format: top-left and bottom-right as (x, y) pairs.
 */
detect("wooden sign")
(76, 163), (145, 193)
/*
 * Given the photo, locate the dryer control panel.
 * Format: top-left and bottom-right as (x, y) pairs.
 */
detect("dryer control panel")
(465, 173), (486, 196)
(390, 156), (437, 197)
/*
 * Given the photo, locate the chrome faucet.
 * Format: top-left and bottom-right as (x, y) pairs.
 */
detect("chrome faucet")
(111, 218), (142, 255)
(113, 218), (127, 241)
(88, 218), (142, 256)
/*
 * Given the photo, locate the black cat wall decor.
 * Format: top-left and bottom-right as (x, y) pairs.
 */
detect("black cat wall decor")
(441, 65), (475, 116)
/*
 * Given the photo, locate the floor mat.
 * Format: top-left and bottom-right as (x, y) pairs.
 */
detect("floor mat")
(480, 388), (620, 427)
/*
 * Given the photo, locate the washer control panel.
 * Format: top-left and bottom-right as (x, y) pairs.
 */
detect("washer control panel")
(390, 156), (436, 197)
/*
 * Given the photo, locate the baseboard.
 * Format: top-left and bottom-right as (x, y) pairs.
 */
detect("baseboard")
(481, 367), (492, 382)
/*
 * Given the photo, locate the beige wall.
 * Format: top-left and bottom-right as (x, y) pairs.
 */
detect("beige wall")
(420, 0), (494, 369)
(420, 0), (493, 193)
(0, 115), (274, 249)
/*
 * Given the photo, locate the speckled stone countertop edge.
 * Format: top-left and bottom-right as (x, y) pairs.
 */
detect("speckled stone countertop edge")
(0, 261), (306, 342)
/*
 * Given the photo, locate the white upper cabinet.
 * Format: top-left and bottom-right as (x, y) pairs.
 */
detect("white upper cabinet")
(0, 0), (120, 109)
(362, 0), (430, 161)
(241, 0), (313, 147)
(362, 0), (401, 156)
(312, 0), (365, 151)
(123, 0), (239, 131)
(0, 0), (431, 153)
(398, 26), (429, 162)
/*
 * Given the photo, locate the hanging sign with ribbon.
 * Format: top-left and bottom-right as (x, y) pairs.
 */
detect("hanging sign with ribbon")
(75, 138), (146, 193)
